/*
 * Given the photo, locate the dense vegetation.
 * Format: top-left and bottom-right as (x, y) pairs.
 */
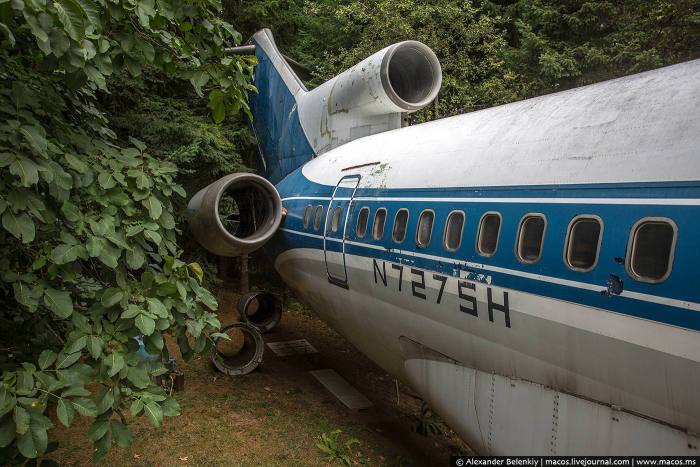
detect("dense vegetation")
(228, 0), (700, 119)
(0, 0), (252, 463)
(1, 0), (698, 464)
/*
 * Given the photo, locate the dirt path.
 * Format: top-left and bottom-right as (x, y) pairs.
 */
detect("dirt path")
(49, 289), (470, 466)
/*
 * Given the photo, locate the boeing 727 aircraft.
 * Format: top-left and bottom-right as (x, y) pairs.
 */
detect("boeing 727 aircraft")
(187, 29), (700, 455)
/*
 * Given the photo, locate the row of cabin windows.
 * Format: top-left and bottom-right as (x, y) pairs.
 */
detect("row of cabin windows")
(302, 204), (677, 284)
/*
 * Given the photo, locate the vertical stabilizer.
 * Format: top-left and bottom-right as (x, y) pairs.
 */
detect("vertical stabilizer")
(249, 29), (314, 184)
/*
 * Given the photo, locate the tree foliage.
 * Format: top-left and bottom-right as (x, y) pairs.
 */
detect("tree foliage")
(225, 0), (699, 118)
(0, 0), (252, 463)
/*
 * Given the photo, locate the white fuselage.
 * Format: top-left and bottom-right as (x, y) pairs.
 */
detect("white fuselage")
(271, 59), (700, 454)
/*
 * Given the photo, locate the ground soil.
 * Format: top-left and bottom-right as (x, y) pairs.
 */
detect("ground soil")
(48, 288), (471, 466)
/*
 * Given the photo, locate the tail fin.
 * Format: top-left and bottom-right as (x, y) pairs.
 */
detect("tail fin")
(249, 29), (314, 184)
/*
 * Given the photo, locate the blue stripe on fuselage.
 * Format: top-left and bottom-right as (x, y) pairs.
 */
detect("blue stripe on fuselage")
(272, 169), (700, 331)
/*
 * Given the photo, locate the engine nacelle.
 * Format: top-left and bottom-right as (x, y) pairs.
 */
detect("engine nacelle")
(187, 173), (283, 257)
(298, 40), (442, 154)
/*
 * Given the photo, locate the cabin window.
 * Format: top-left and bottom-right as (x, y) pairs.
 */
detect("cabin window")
(356, 207), (370, 238)
(330, 206), (342, 233)
(303, 204), (312, 229)
(565, 216), (603, 272)
(373, 208), (387, 240)
(444, 210), (465, 251)
(416, 210), (434, 247)
(313, 205), (323, 231)
(627, 218), (677, 283)
(392, 209), (409, 243)
(477, 212), (501, 257)
(517, 214), (546, 263)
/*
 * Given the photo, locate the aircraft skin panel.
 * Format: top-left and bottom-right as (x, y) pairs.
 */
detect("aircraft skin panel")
(299, 59), (700, 189)
(273, 246), (700, 453)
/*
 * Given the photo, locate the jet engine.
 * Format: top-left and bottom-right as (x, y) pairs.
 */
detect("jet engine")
(297, 39), (442, 154)
(187, 173), (283, 257)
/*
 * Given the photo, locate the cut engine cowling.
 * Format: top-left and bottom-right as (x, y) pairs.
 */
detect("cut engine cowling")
(187, 173), (283, 257)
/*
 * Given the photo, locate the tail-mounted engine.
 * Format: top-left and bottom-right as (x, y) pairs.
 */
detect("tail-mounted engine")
(297, 40), (442, 154)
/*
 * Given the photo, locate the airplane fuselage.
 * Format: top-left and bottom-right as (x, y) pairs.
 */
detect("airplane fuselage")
(267, 59), (700, 454)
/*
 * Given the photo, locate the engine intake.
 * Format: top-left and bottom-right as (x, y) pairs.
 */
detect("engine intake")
(187, 173), (282, 257)
(297, 39), (442, 154)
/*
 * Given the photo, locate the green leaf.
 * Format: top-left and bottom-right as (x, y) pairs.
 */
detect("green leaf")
(55, 351), (81, 369)
(56, 398), (75, 427)
(13, 281), (40, 311)
(61, 201), (81, 222)
(87, 418), (109, 442)
(0, 415), (15, 448)
(135, 314), (155, 336)
(188, 263), (204, 283)
(142, 195), (162, 220)
(24, 14), (48, 42)
(64, 153), (87, 173)
(128, 137), (146, 151)
(0, 152), (15, 168)
(16, 419), (48, 458)
(143, 401), (162, 427)
(38, 350), (57, 370)
(130, 399), (143, 417)
(77, 0), (100, 27)
(86, 236), (103, 257)
(109, 190), (130, 206)
(50, 29), (70, 57)
(0, 22), (15, 47)
(124, 55), (142, 77)
(101, 288), (123, 307)
(66, 335), (87, 353)
(92, 432), (112, 463)
(71, 398), (97, 417)
(14, 406), (29, 435)
(110, 420), (132, 447)
(97, 171), (116, 189)
(44, 288), (73, 319)
(126, 366), (150, 389)
(50, 243), (84, 264)
(10, 158), (39, 186)
(143, 229), (161, 245)
(105, 352), (124, 377)
(208, 89), (225, 123)
(156, 281), (178, 297)
(144, 332), (164, 352)
(126, 247), (145, 269)
(54, 0), (85, 41)
(147, 298), (168, 318)
(135, 0), (155, 27)
(16, 371), (34, 395)
(95, 386), (114, 414)
(2, 210), (35, 243)
(190, 278), (217, 310)
(161, 398), (180, 417)
(158, 211), (176, 230)
(120, 305), (141, 320)
(61, 386), (91, 398)
(98, 242), (120, 268)
(86, 335), (104, 359)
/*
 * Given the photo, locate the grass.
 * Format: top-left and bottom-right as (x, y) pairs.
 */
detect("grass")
(46, 290), (469, 466)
